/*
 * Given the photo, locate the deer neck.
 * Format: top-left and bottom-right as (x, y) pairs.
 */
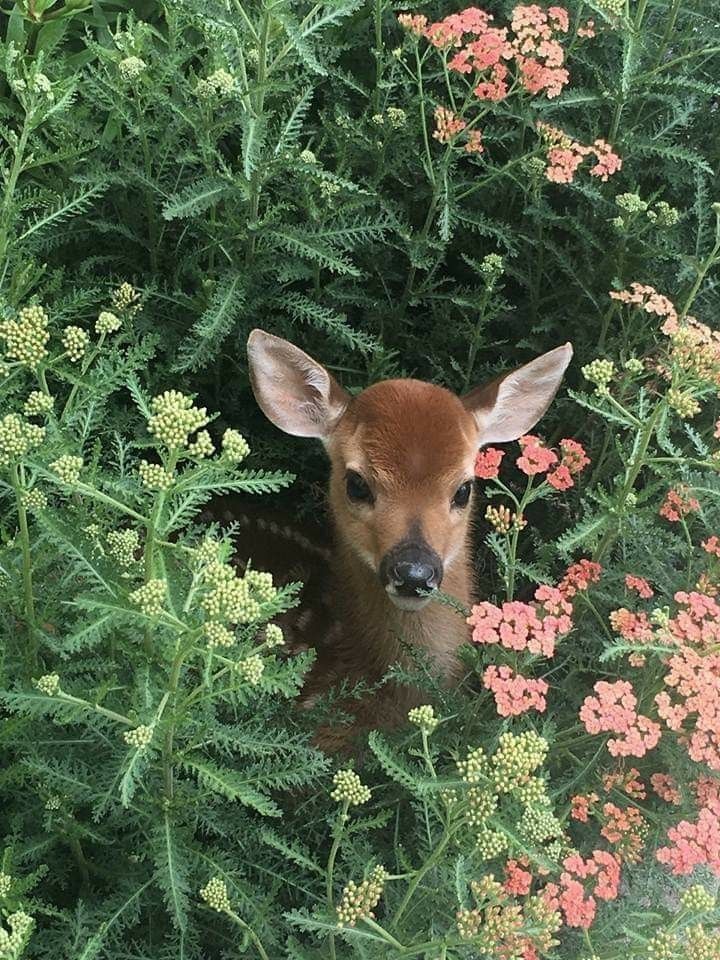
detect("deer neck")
(330, 527), (472, 682)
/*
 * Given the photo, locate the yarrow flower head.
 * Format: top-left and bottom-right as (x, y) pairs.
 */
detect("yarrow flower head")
(148, 390), (209, 449)
(199, 877), (232, 912)
(0, 910), (34, 957)
(0, 305), (50, 368)
(22, 488), (47, 512)
(408, 704), (439, 733)
(0, 415), (45, 467)
(516, 434), (558, 476)
(196, 68), (236, 99)
(61, 325), (89, 362)
(433, 105), (466, 143)
(111, 282), (141, 316)
(331, 769), (371, 806)
(129, 578), (166, 617)
(106, 528), (141, 568)
(34, 673), (60, 696)
(50, 454), (83, 484)
(123, 724), (153, 749)
(96, 311), (121, 335)
(660, 486), (700, 522)
(265, 623), (285, 647)
(581, 358), (615, 395)
(475, 447), (504, 478)
(483, 665), (548, 716)
(139, 459), (174, 491)
(187, 430), (215, 458)
(580, 680), (661, 757)
(336, 866), (388, 927)
(485, 503), (526, 534)
(237, 654), (264, 685)
(625, 574), (654, 598)
(119, 56), (147, 81)
(24, 391), (53, 417)
(221, 428), (250, 463)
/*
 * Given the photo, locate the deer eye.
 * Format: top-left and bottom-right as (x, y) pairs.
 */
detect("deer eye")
(346, 470), (374, 505)
(451, 480), (473, 509)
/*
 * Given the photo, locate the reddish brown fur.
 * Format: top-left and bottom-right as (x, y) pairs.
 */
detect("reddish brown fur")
(245, 330), (572, 750)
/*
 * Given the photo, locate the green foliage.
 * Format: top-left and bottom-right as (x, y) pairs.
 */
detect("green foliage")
(1, 0), (720, 959)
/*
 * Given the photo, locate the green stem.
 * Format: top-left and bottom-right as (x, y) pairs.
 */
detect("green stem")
(10, 464), (37, 675)
(225, 908), (270, 960)
(0, 111), (31, 261)
(679, 223), (720, 320)
(362, 917), (404, 950)
(163, 645), (189, 800)
(373, 0), (384, 112)
(392, 830), (451, 926)
(245, 8), (271, 266)
(142, 451), (178, 654)
(593, 405), (662, 563)
(326, 799), (349, 960)
(55, 690), (135, 726)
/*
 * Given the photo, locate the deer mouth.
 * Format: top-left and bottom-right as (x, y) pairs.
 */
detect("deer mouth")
(384, 587), (435, 612)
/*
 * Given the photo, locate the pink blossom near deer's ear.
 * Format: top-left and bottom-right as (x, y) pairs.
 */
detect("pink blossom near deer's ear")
(462, 343), (573, 446)
(247, 328), (349, 440)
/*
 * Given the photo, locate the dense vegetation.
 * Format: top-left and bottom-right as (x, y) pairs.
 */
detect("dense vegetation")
(1, 0), (719, 958)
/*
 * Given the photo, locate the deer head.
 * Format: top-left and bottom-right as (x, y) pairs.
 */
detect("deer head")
(248, 330), (572, 612)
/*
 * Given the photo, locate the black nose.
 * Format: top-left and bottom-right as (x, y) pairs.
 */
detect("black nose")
(391, 561), (439, 596)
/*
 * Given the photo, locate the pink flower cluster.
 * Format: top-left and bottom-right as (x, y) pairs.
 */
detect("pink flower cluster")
(558, 559), (602, 598)
(483, 664), (548, 715)
(660, 486), (700, 522)
(504, 859), (533, 896)
(579, 680), (661, 758)
(517, 435), (590, 490)
(401, 5), (572, 102)
(536, 122), (622, 184)
(544, 851), (620, 928)
(656, 807), (720, 877)
(624, 574), (654, 599)
(432, 105), (466, 143)
(475, 446), (505, 478)
(655, 644), (720, 770)
(703, 536), (720, 558)
(609, 608), (653, 643)
(468, 583), (572, 657)
(668, 590), (720, 648)
(651, 772), (681, 805)
(610, 282), (678, 332)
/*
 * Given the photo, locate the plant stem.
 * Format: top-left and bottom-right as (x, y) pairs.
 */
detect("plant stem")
(326, 799), (349, 960)
(10, 464), (37, 675)
(392, 830), (451, 926)
(245, 8), (271, 266)
(226, 908), (270, 960)
(55, 690), (135, 726)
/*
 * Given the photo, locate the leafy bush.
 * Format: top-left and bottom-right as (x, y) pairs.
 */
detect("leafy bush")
(1, 1), (720, 959)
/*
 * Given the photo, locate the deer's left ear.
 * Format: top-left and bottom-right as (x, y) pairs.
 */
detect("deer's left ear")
(462, 343), (573, 446)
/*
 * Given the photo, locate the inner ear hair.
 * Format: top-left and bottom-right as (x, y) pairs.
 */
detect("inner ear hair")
(463, 343), (573, 446)
(247, 329), (348, 440)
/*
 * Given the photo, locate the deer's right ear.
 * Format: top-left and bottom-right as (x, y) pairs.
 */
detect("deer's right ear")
(462, 343), (573, 445)
(247, 329), (349, 439)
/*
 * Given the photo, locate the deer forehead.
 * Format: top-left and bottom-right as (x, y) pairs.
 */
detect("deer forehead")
(330, 379), (478, 486)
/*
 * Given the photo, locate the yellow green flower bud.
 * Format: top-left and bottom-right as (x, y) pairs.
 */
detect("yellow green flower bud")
(139, 459), (174, 491)
(50, 454), (83, 484)
(199, 877), (231, 912)
(237, 654), (264, 685)
(96, 311), (121, 335)
(330, 769), (371, 806)
(123, 724), (153, 749)
(0, 305), (49, 367)
(24, 391), (54, 417)
(0, 415), (45, 467)
(129, 579), (166, 616)
(61, 325), (89, 362)
(34, 673), (60, 696)
(106, 528), (141, 567)
(408, 704), (438, 734)
(221, 428), (250, 463)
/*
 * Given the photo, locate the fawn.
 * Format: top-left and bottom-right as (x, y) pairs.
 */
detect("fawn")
(246, 330), (572, 749)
